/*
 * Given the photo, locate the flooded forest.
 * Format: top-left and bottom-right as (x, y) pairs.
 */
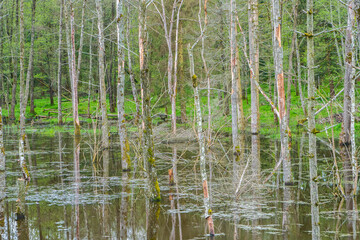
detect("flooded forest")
(0, 0), (360, 239)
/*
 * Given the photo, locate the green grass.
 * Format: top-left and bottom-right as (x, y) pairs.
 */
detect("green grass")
(2, 83), (352, 140)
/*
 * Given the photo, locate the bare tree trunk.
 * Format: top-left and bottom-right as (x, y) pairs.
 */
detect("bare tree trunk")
(178, 24), (187, 124)
(19, 0), (26, 135)
(87, 20), (94, 118)
(286, 0), (298, 124)
(139, 0), (160, 202)
(188, 43), (215, 236)
(0, 13), (3, 108)
(126, 5), (140, 124)
(272, 0), (291, 184)
(68, 0), (80, 137)
(307, 0), (320, 237)
(9, 0), (19, 122)
(64, 0), (72, 101)
(159, 0), (180, 134)
(0, 107), (4, 171)
(340, 0), (356, 207)
(249, 0), (259, 136)
(295, 35), (306, 116)
(57, 0), (64, 125)
(25, 0), (36, 112)
(19, 0), (30, 181)
(117, 0), (130, 170)
(173, 0), (184, 132)
(95, 0), (109, 149)
(76, 0), (87, 82)
(249, 0), (260, 173)
(230, 0), (239, 159)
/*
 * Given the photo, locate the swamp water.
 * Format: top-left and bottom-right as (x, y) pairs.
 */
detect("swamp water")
(0, 126), (359, 239)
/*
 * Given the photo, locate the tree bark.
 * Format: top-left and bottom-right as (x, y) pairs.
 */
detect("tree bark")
(139, 0), (160, 202)
(340, 0), (356, 207)
(87, 20), (94, 118)
(188, 43), (214, 237)
(25, 0), (36, 112)
(69, 0), (80, 137)
(19, 0), (30, 181)
(9, 0), (19, 122)
(230, 0), (240, 159)
(307, 0), (320, 237)
(178, 24), (187, 124)
(249, 0), (259, 135)
(159, 0), (179, 134)
(95, 0), (109, 149)
(272, 0), (292, 184)
(57, 0), (64, 125)
(76, 0), (87, 82)
(117, 0), (130, 170)
(126, 5), (140, 124)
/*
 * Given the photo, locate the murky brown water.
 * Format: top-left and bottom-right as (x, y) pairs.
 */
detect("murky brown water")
(0, 126), (358, 239)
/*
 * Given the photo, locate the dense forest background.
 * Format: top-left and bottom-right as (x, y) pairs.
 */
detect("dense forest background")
(0, 0), (348, 126)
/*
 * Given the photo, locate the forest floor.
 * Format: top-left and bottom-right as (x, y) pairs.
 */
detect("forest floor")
(2, 84), (355, 141)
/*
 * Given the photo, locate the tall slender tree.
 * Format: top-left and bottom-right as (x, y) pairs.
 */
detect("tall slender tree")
(69, 0), (80, 137)
(188, 42), (215, 236)
(117, 0), (130, 170)
(272, 0), (291, 184)
(307, 0), (320, 238)
(95, 0), (109, 148)
(57, 0), (64, 125)
(340, 0), (356, 207)
(140, 0), (160, 202)
(230, 0), (240, 159)
(19, 0), (30, 181)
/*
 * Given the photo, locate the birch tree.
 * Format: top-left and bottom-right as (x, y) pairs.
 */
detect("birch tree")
(95, 0), (109, 148)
